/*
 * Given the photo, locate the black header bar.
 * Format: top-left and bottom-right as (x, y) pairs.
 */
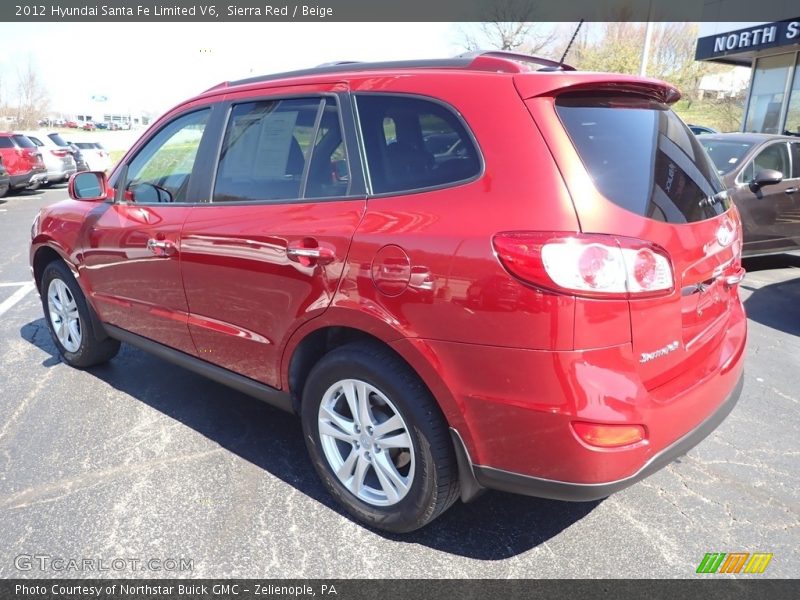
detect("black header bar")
(2, 0), (800, 23)
(3, 579), (800, 600)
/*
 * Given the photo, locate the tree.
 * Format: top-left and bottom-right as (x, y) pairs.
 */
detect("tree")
(457, 0), (557, 55)
(15, 58), (49, 128)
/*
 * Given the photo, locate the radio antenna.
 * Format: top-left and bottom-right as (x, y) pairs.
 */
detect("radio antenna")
(559, 19), (584, 69)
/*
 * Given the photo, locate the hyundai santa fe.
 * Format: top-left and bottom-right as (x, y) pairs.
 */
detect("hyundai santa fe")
(30, 52), (747, 532)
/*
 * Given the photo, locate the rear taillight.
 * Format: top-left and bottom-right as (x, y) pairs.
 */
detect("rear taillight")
(51, 149), (68, 157)
(492, 232), (674, 299)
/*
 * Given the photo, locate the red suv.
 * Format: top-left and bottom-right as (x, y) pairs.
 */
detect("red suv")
(31, 52), (746, 532)
(0, 132), (47, 191)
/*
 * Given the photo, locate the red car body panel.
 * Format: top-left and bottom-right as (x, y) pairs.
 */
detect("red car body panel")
(0, 132), (46, 187)
(81, 203), (196, 355)
(31, 59), (747, 498)
(180, 199), (366, 387)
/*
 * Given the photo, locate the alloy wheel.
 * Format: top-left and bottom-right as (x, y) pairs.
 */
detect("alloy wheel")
(317, 378), (415, 506)
(47, 278), (82, 353)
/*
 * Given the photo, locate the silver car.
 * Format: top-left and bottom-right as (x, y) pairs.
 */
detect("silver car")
(21, 131), (77, 185)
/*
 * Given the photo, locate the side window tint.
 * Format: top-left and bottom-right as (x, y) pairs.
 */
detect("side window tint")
(126, 109), (209, 203)
(305, 99), (350, 199)
(356, 95), (481, 194)
(0, 137), (13, 148)
(214, 98), (326, 203)
(791, 143), (800, 179)
(752, 143), (790, 179)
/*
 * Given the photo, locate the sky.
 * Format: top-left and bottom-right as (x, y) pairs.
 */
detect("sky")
(0, 22), (465, 118)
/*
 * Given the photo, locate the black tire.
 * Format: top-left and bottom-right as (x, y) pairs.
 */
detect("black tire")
(301, 342), (459, 533)
(40, 260), (120, 368)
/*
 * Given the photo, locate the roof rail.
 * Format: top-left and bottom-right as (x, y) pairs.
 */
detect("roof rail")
(459, 50), (576, 72)
(219, 51), (575, 89)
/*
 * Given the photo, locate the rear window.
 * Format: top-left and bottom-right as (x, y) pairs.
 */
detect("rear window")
(48, 133), (69, 147)
(75, 143), (95, 150)
(27, 136), (44, 147)
(356, 94), (481, 194)
(12, 135), (36, 149)
(556, 94), (728, 223)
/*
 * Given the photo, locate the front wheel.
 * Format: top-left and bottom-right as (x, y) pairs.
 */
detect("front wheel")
(41, 260), (120, 368)
(301, 343), (459, 532)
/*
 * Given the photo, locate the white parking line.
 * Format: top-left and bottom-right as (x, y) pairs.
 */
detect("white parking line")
(0, 282), (35, 318)
(0, 282), (32, 287)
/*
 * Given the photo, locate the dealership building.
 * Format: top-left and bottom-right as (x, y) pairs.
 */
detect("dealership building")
(696, 15), (800, 135)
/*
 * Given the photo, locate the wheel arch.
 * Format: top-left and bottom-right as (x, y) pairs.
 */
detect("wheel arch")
(32, 243), (109, 343)
(281, 310), (461, 431)
(32, 243), (72, 292)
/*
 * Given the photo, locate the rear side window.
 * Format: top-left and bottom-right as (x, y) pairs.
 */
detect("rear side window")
(0, 137), (14, 148)
(27, 136), (44, 147)
(356, 94), (481, 194)
(556, 94), (727, 223)
(792, 143), (800, 179)
(214, 97), (349, 202)
(12, 135), (35, 149)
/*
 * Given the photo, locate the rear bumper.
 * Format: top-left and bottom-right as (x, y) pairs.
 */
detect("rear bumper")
(461, 373), (743, 501)
(10, 170), (47, 188)
(401, 294), (747, 499)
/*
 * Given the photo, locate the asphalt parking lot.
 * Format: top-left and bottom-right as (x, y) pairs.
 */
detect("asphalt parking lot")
(0, 186), (798, 578)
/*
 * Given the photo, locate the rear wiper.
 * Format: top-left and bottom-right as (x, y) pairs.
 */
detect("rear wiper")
(699, 190), (728, 208)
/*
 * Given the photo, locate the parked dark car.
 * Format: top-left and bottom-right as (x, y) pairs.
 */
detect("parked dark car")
(30, 52), (746, 533)
(699, 133), (800, 256)
(688, 124), (717, 135)
(0, 156), (10, 198)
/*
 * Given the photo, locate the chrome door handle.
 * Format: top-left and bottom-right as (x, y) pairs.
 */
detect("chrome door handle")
(286, 242), (335, 265)
(146, 238), (177, 257)
(784, 187), (798, 194)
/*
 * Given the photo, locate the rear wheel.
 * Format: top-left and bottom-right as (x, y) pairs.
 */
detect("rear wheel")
(301, 342), (459, 532)
(41, 260), (120, 368)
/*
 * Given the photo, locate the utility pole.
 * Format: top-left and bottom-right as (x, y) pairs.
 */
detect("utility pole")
(639, 0), (655, 77)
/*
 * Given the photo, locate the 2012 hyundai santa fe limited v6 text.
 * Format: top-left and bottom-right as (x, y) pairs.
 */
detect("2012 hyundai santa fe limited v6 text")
(30, 52), (746, 533)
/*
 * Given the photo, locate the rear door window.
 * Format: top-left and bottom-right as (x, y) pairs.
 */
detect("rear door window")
(355, 94), (481, 194)
(0, 137), (13, 148)
(791, 142), (800, 179)
(214, 97), (349, 202)
(556, 94), (727, 223)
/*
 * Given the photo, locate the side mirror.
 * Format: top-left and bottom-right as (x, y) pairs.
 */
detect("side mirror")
(752, 169), (783, 189)
(68, 171), (108, 201)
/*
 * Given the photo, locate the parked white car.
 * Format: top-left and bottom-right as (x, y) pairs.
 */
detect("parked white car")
(71, 141), (112, 172)
(21, 131), (76, 184)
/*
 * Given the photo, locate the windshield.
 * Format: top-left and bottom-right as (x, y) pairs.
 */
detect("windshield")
(698, 139), (754, 175)
(556, 93), (728, 224)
